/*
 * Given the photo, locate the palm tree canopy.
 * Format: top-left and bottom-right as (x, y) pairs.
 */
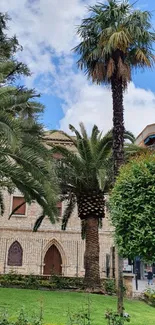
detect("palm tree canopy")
(74, 0), (155, 87)
(0, 95), (59, 226)
(0, 72), (58, 228)
(0, 13), (59, 229)
(0, 13), (30, 82)
(50, 123), (135, 231)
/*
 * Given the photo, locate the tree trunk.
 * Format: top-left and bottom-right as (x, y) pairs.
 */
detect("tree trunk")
(84, 217), (100, 288)
(111, 75), (124, 174)
(111, 74), (124, 316)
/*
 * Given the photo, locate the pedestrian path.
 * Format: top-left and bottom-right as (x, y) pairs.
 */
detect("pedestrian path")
(132, 279), (155, 296)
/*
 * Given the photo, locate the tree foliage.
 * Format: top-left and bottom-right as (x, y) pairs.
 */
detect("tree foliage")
(0, 13), (58, 225)
(74, 0), (155, 87)
(110, 153), (155, 262)
(49, 124), (136, 234)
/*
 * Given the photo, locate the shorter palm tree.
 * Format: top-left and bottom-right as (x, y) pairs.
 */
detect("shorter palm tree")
(50, 123), (135, 287)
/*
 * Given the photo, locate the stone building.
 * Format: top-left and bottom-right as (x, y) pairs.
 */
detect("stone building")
(0, 131), (114, 277)
(136, 123), (155, 148)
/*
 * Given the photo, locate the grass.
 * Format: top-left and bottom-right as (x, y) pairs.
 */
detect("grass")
(0, 288), (154, 325)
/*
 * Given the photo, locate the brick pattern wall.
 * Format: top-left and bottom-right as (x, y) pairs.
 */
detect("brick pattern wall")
(0, 132), (114, 277)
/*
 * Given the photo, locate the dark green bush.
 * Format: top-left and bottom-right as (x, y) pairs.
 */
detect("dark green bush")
(0, 279), (26, 288)
(39, 280), (55, 289)
(0, 272), (116, 294)
(104, 279), (116, 295)
(24, 274), (40, 289)
(0, 273), (39, 289)
(0, 271), (23, 283)
(50, 275), (84, 289)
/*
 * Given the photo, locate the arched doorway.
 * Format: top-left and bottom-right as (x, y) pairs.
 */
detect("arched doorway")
(43, 245), (62, 275)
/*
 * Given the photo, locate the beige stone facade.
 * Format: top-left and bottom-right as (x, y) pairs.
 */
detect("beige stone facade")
(135, 123), (155, 147)
(0, 132), (114, 278)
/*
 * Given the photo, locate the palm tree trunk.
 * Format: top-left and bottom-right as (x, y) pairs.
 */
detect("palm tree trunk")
(84, 217), (100, 288)
(111, 75), (124, 173)
(111, 74), (124, 316)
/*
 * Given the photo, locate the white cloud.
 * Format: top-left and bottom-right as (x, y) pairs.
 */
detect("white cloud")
(0, 0), (155, 137)
(59, 75), (155, 137)
(0, 0), (89, 71)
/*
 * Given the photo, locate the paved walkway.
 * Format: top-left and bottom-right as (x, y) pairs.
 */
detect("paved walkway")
(132, 279), (155, 295)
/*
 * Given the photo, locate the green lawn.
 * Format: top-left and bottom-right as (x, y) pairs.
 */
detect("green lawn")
(0, 288), (154, 325)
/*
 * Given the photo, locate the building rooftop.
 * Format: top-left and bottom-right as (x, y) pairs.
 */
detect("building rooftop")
(135, 123), (155, 147)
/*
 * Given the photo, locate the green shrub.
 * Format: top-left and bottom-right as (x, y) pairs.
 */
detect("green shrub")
(105, 310), (130, 325)
(39, 280), (55, 289)
(143, 288), (155, 307)
(104, 279), (116, 295)
(110, 153), (155, 261)
(0, 311), (10, 325)
(0, 272), (24, 284)
(0, 273), (117, 294)
(0, 309), (42, 325)
(68, 298), (91, 325)
(24, 274), (40, 289)
(50, 275), (84, 289)
(0, 279), (26, 288)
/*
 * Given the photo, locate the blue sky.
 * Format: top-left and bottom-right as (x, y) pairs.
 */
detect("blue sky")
(0, 0), (155, 136)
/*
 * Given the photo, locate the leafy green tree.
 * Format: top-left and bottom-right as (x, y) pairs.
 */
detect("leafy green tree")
(49, 123), (135, 288)
(110, 153), (155, 262)
(74, 0), (155, 312)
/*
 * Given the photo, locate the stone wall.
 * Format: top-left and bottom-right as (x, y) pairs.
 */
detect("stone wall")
(0, 131), (115, 277)
(0, 190), (114, 277)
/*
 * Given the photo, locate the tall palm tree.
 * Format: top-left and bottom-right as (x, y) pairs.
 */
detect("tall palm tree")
(50, 123), (135, 288)
(74, 0), (155, 175)
(74, 0), (155, 312)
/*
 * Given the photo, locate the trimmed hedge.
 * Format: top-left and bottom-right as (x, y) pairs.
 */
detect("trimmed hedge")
(0, 272), (116, 294)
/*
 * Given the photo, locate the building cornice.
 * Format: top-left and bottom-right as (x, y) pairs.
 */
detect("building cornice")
(0, 227), (113, 235)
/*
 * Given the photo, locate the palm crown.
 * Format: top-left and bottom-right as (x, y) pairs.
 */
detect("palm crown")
(74, 0), (155, 87)
(51, 123), (135, 231)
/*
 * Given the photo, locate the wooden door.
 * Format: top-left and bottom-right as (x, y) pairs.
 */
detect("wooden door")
(43, 245), (62, 275)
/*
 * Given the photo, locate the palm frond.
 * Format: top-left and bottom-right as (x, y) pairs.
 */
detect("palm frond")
(61, 194), (76, 230)
(0, 111), (20, 148)
(33, 215), (45, 232)
(74, 0), (155, 84)
(81, 220), (86, 240)
(0, 190), (4, 215)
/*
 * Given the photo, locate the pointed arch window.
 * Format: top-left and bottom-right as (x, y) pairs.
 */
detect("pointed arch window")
(7, 241), (23, 266)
